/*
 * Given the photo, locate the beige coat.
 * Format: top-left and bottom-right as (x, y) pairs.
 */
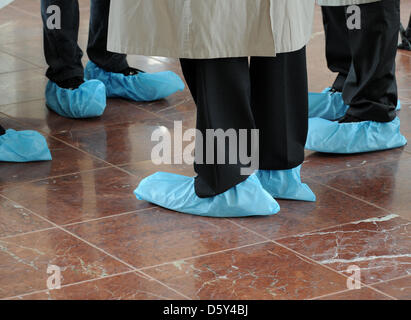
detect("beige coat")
(107, 0), (315, 59)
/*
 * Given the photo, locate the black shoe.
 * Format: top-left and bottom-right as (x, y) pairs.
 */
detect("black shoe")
(398, 23), (411, 51)
(338, 114), (364, 123)
(0, 124), (5, 136)
(56, 77), (85, 90)
(119, 67), (145, 76)
(329, 87), (342, 94)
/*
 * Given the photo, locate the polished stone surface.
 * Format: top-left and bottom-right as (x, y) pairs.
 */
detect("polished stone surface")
(277, 215), (411, 285)
(143, 242), (349, 300)
(16, 272), (187, 300)
(0, 0), (410, 300)
(65, 207), (266, 269)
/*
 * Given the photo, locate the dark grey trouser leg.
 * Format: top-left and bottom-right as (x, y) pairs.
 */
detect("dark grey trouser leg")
(343, 0), (400, 122)
(87, 0), (128, 73)
(41, 0), (84, 82)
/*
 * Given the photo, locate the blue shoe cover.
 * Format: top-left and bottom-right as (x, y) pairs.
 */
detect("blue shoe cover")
(308, 91), (349, 120)
(0, 129), (52, 162)
(84, 61), (185, 102)
(256, 166), (316, 202)
(309, 88), (401, 120)
(134, 172), (280, 217)
(306, 117), (407, 154)
(45, 80), (106, 119)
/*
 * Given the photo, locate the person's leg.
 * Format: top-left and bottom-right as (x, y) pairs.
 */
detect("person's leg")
(250, 48), (315, 202)
(41, 0), (84, 85)
(399, 13), (411, 50)
(134, 57), (279, 217)
(250, 48), (308, 170)
(180, 58), (255, 198)
(322, 6), (352, 92)
(42, 0), (106, 119)
(342, 0), (400, 122)
(87, 0), (128, 73)
(85, 0), (185, 102)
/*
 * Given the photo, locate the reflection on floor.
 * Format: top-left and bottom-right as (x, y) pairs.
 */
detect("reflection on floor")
(0, 0), (410, 300)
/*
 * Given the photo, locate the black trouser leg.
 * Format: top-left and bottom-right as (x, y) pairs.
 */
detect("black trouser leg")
(0, 124), (5, 136)
(180, 47), (308, 198)
(41, 0), (84, 82)
(87, 0), (128, 73)
(180, 58), (254, 198)
(250, 47), (308, 170)
(322, 6), (352, 92)
(343, 0), (399, 122)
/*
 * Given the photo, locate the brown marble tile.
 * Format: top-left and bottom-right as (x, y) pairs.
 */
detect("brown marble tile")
(54, 117), (191, 165)
(302, 148), (410, 178)
(277, 215), (411, 285)
(0, 167), (148, 225)
(66, 207), (265, 269)
(0, 69), (46, 106)
(0, 6), (43, 46)
(17, 272), (186, 300)
(311, 157), (411, 220)
(0, 40), (46, 68)
(0, 228), (131, 299)
(372, 276), (411, 300)
(0, 123), (108, 186)
(144, 242), (348, 300)
(315, 288), (391, 300)
(0, 51), (37, 74)
(0, 196), (53, 238)
(234, 181), (388, 240)
(156, 101), (197, 129)
(0, 98), (165, 136)
(132, 89), (192, 115)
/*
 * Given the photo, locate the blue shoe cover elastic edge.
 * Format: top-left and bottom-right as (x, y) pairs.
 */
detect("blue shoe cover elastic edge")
(84, 61), (185, 102)
(0, 129), (52, 162)
(45, 80), (106, 119)
(256, 166), (316, 202)
(310, 88), (401, 120)
(306, 117), (407, 154)
(134, 172), (280, 217)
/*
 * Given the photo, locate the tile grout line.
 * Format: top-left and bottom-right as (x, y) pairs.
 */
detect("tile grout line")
(308, 287), (395, 300)
(47, 134), (158, 179)
(1, 270), (138, 300)
(0, 203), (156, 241)
(227, 210), (404, 245)
(9, 4), (41, 18)
(0, 193), (192, 301)
(227, 219), (398, 300)
(136, 240), (271, 272)
(0, 46), (46, 69)
(60, 207), (155, 227)
(307, 176), (411, 223)
(271, 240), (398, 301)
(0, 97), (46, 109)
(368, 273), (411, 287)
(0, 166), (111, 190)
(0, 65), (41, 76)
(303, 150), (411, 180)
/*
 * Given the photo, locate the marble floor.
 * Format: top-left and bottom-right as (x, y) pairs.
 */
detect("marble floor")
(0, 0), (410, 300)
